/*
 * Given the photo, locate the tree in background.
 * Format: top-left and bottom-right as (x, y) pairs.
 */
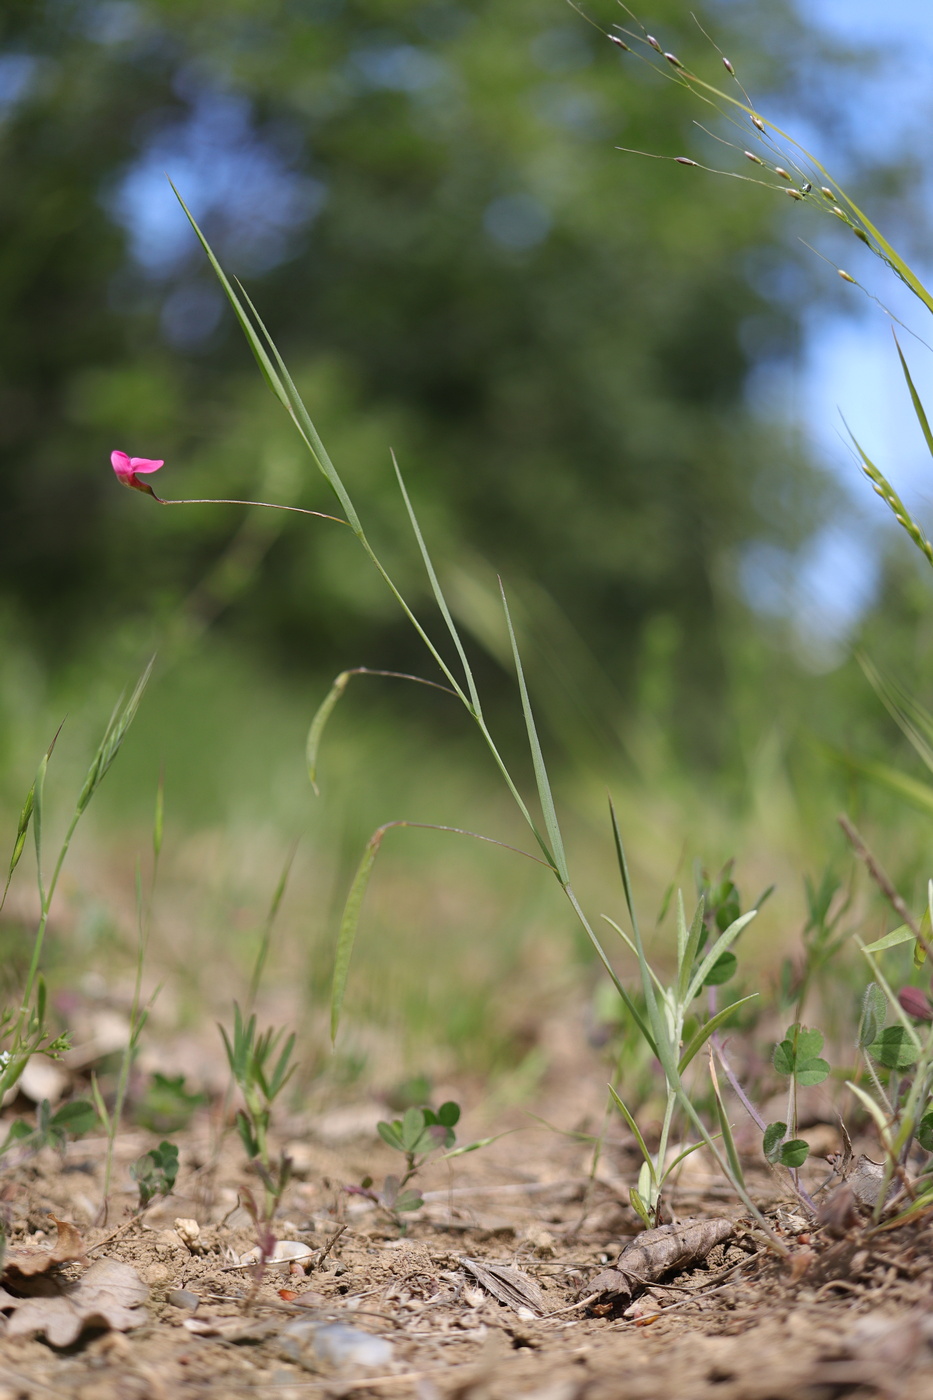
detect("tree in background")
(0, 0), (880, 763)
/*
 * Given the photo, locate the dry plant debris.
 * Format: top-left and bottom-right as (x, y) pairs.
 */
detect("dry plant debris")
(586, 1218), (737, 1305)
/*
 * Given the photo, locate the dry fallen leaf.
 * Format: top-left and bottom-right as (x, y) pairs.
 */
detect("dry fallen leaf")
(4, 1259), (148, 1346)
(460, 1258), (547, 1317)
(2, 1216), (87, 1281)
(587, 1218), (735, 1303)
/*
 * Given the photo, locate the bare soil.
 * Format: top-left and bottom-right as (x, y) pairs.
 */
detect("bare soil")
(3, 1017), (933, 1400)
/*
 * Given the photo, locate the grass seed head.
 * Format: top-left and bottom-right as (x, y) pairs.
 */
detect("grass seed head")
(838, 270), (856, 283)
(646, 34), (662, 52)
(664, 51), (683, 68)
(722, 56), (734, 74)
(609, 34), (630, 51)
(744, 150), (763, 164)
(675, 157), (698, 166)
(751, 114), (765, 131)
(821, 187), (835, 199)
(786, 189), (803, 200)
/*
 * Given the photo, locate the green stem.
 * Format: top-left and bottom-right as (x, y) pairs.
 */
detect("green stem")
(17, 807), (82, 1045)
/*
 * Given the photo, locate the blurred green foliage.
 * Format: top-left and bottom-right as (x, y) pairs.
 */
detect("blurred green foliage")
(0, 0), (857, 768)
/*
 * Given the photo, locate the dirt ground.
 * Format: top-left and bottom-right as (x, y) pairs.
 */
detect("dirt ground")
(3, 1010), (933, 1400)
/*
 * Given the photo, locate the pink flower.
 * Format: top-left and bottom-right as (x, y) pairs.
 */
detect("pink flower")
(111, 450), (164, 497)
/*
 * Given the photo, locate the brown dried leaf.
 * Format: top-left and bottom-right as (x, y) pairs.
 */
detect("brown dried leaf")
(459, 1258), (547, 1317)
(5, 1259), (148, 1346)
(587, 1218), (735, 1302)
(2, 1216), (87, 1280)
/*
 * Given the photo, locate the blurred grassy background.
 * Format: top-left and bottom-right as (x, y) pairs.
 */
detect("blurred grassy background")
(4, 0), (933, 1094)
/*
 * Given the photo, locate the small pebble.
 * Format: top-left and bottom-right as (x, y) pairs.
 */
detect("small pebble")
(167, 1289), (200, 1311)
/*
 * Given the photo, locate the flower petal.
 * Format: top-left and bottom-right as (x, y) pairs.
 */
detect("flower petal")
(128, 457), (164, 473)
(898, 986), (933, 1022)
(111, 450), (133, 479)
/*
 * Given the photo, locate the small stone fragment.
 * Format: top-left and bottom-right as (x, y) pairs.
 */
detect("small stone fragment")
(166, 1289), (200, 1311)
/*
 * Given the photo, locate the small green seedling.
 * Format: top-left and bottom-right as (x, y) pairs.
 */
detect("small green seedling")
(1, 666), (152, 1103)
(136, 1072), (207, 1134)
(0, 1098), (96, 1158)
(353, 1102), (463, 1226)
(764, 1023), (830, 1170)
(220, 1002), (297, 1218)
(130, 1139), (179, 1210)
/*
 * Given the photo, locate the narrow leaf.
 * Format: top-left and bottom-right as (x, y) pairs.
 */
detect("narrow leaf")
(307, 672), (352, 794)
(608, 1085), (656, 1183)
(330, 830), (385, 1042)
(629, 1188), (653, 1229)
(499, 580), (566, 879)
(677, 895), (706, 1003)
(392, 453), (481, 715)
(678, 994), (758, 1073)
(685, 911), (756, 1005)
(833, 752), (933, 816)
(234, 278), (361, 530)
(607, 800), (673, 1066)
(894, 334), (933, 462)
(846, 1080), (895, 1149)
(441, 1130), (516, 1159)
(608, 795), (641, 941)
(170, 182), (289, 409)
(708, 1054), (745, 1190)
(153, 767), (165, 861)
(76, 658), (154, 816)
(863, 926), (915, 954)
(3, 722), (63, 912)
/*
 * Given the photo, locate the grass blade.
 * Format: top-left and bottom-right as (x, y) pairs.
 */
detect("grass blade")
(248, 841), (299, 1010)
(602, 916), (667, 995)
(170, 182), (290, 412)
(858, 652), (933, 775)
(3, 723), (63, 914)
(685, 911), (757, 1005)
(708, 1051), (746, 1191)
(894, 334), (933, 462)
(392, 451), (481, 716)
(307, 668), (459, 794)
(233, 278), (363, 533)
(499, 579), (566, 879)
(607, 796), (674, 1064)
(76, 658), (154, 816)
(171, 182), (363, 532)
(307, 671), (353, 795)
(330, 828), (386, 1043)
(678, 995), (758, 1073)
(608, 1085), (657, 1185)
(608, 795), (641, 941)
(677, 894), (707, 1003)
(833, 751), (933, 817)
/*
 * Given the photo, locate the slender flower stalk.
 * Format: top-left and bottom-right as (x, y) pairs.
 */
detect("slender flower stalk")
(110, 450), (347, 525)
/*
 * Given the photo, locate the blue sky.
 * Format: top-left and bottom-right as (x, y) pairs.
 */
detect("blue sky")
(747, 0), (933, 661)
